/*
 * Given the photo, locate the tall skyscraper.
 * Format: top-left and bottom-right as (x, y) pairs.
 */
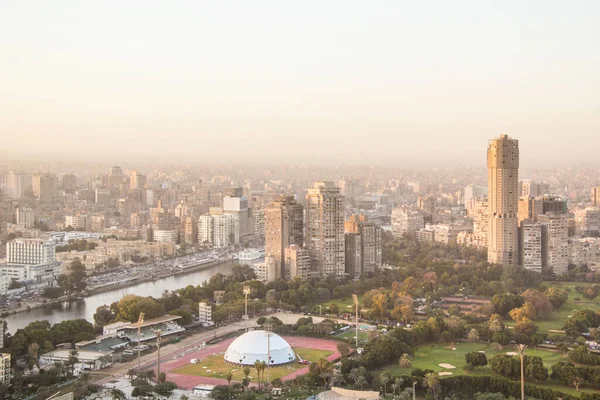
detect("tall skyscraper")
(592, 187), (600, 207)
(264, 196), (304, 280)
(305, 181), (345, 279)
(61, 173), (77, 193)
(538, 212), (570, 275)
(344, 214), (382, 278)
(487, 135), (520, 265)
(130, 170), (147, 191)
(32, 173), (57, 204)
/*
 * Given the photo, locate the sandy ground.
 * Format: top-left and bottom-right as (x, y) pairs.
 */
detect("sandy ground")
(438, 363), (456, 369)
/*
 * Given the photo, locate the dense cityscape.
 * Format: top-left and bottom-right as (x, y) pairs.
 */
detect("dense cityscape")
(3, 2), (600, 400)
(0, 135), (600, 400)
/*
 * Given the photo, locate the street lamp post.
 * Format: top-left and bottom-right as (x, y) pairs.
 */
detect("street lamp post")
(352, 294), (359, 349)
(243, 285), (251, 332)
(156, 329), (162, 383)
(517, 344), (527, 400)
(137, 312), (145, 373)
(412, 380), (417, 400)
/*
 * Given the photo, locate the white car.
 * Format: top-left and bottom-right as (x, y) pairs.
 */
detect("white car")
(190, 358), (198, 364)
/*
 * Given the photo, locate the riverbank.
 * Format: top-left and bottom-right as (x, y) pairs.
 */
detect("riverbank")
(1, 257), (233, 318)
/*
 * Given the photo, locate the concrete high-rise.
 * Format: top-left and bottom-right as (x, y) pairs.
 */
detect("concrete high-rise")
(592, 187), (600, 207)
(32, 173), (57, 204)
(487, 135), (520, 265)
(265, 196), (304, 280)
(344, 214), (382, 278)
(305, 181), (345, 279)
(538, 212), (570, 275)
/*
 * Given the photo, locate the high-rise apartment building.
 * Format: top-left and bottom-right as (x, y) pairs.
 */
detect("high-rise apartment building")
(130, 170), (147, 191)
(32, 173), (57, 204)
(417, 195), (435, 214)
(538, 212), (570, 275)
(305, 181), (345, 279)
(521, 180), (549, 198)
(520, 220), (543, 273)
(592, 187), (600, 207)
(223, 192), (253, 241)
(285, 245), (312, 280)
(464, 184), (488, 212)
(265, 196), (304, 280)
(183, 216), (198, 245)
(197, 213), (239, 248)
(391, 207), (425, 237)
(2, 238), (62, 283)
(575, 207), (600, 237)
(15, 207), (34, 229)
(471, 199), (489, 248)
(0, 171), (30, 199)
(344, 214), (382, 277)
(487, 135), (519, 265)
(107, 166), (124, 191)
(61, 174), (77, 193)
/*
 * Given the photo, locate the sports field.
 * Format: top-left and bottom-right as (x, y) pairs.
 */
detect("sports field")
(380, 342), (598, 397)
(171, 347), (332, 381)
(163, 335), (341, 389)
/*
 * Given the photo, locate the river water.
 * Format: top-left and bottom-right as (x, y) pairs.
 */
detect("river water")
(4, 262), (234, 333)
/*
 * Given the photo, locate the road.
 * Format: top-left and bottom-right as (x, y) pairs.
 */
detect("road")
(93, 312), (350, 385)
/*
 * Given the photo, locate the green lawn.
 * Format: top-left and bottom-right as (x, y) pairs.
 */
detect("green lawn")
(318, 296), (361, 313)
(171, 347), (333, 382)
(505, 282), (600, 333)
(335, 330), (370, 342)
(378, 342), (599, 397)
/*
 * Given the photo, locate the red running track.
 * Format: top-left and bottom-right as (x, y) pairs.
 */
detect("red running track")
(159, 336), (340, 390)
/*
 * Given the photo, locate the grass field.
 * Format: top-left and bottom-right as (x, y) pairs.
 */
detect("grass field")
(336, 330), (370, 342)
(379, 342), (599, 397)
(171, 347), (333, 382)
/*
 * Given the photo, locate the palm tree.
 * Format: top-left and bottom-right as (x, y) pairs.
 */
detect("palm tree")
(380, 371), (392, 395)
(468, 328), (480, 343)
(489, 318), (503, 334)
(243, 366), (251, 388)
(348, 367), (364, 386)
(254, 360), (262, 389)
(390, 377), (404, 396)
(226, 372), (233, 400)
(319, 371), (331, 389)
(423, 372), (441, 400)
(259, 361), (267, 387)
(355, 375), (368, 390)
(331, 373), (346, 388)
(399, 353), (412, 369)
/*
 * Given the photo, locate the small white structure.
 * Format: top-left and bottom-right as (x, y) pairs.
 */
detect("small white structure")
(102, 321), (130, 336)
(193, 384), (216, 398)
(224, 330), (295, 366)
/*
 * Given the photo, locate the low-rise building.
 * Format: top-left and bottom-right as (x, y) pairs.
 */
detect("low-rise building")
(40, 350), (112, 371)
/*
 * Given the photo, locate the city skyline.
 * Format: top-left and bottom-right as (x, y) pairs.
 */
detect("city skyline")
(2, 1), (600, 165)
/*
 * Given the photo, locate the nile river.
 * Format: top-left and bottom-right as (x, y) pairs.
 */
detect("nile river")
(4, 262), (234, 333)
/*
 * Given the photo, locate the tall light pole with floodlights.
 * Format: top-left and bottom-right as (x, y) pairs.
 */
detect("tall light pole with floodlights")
(243, 285), (251, 332)
(517, 344), (527, 400)
(156, 329), (162, 382)
(352, 294), (359, 348)
(136, 312), (145, 372)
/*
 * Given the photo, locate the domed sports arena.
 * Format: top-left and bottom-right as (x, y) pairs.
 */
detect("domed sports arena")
(224, 330), (296, 366)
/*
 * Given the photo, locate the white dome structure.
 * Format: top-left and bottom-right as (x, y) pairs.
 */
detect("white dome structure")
(224, 330), (296, 366)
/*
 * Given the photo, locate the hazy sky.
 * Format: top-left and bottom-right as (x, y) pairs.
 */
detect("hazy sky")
(1, 1), (599, 165)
